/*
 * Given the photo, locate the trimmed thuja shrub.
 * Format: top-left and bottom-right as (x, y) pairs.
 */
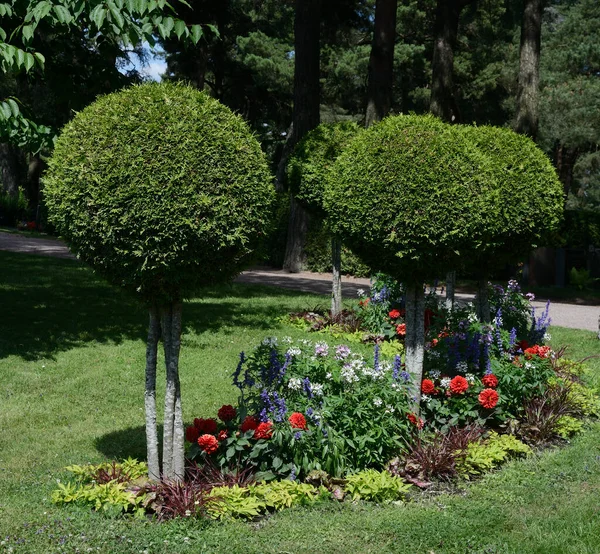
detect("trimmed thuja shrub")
(456, 125), (564, 322)
(44, 82), (275, 480)
(324, 114), (500, 396)
(287, 121), (361, 316)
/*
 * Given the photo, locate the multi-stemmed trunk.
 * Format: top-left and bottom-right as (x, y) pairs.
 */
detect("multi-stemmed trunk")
(144, 301), (185, 482)
(476, 278), (491, 324)
(445, 270), (456, 311)
(331, 236), (342, 317)
(404, 283), (425, 409)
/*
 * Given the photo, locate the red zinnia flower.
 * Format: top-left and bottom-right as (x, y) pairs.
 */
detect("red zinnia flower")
(217, 404), (237, 422)
(389, 309), (401, 319)
(524, 345), (551, 359)
(197, 434), (219, 454)
(407, 413), (424, 429)
(478, 388), (499, 409)
(194, 417), (218, 434)
(240, 416), (259, 433)
(482, 374), (498, 388)
(217, 430), (228, 442)
(449, 375), (469, 395)
(288, 412), (307, 430)
(396, 323), (406, 337)
(421, 379), (436, 395)
(254, 421), (273, 440)
(431, 338), (439, 347)
(185, 425), (200, 443)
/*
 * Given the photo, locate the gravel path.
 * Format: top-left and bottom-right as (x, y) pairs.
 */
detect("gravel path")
(1, 231), (598, 333)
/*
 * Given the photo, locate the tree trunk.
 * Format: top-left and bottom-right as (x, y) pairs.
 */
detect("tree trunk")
(515, 0), (543, 139)
(145, 305), (161, 481)
(282, 0), (322, 272)
(554, 143), (579, 197)
(365, 0), (397, 128)
(404, 283), (425, 406)
(445, 270), (456, 311)
(160, 302), (185, 481)
(28, 154), (44, 223)
(0, 143), (22, 197)
(331, 236), (342, 317)
(476, 278), (491, 323)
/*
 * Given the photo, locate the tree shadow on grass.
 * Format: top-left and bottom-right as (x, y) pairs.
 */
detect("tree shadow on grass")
(94, 425), (160, 461)
(0, 252), (323, 361)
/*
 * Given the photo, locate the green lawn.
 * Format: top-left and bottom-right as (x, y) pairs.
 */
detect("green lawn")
(1, 251), (600, 554)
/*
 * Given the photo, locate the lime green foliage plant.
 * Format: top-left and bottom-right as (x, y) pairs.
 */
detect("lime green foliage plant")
(44, 82), (274, 480)
(344, 469), (411, 503)
(554, 415), (584, 438)
(457, 432), (531, 476)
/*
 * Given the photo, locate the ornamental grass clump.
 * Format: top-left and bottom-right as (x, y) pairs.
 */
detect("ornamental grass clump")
(44, 82), (275, 481)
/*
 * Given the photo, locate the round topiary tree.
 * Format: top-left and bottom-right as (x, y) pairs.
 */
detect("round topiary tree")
(44, 82), (275, 480)
(323, 114), (501, 395)
(287, 121), (361, 316)
(456, 124), (564, 321)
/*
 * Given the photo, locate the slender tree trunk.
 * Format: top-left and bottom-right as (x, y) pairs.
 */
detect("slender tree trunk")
(145, 305), (161, 481)
(445, 270), (456, 311)
(404, 283), (425, 407)
(160, 302), (185, 481)
(0, 143), (22, 197)
(331, 236), (342, 317)
(28, 154), (44, 223)
(476, 278), (491, 323)
(515, 0), (543, 139)
(283, 0), (322, 272)
(365, 0), (397, 128)
(554, 144), (579, 197)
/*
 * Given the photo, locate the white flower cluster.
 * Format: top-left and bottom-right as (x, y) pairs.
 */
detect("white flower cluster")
(341, 364), (360, 383)
(544, 332), (552, 342)
(287, 377), (302, 391)
(312, 383), (324, 396)
(455, 361), (468, 373)
(440, 377), (451, 389)
(373, 397), (383, 407)
(282, 336), (293, 344)
(262, 337), (278, 347)
(357, 288), (366, 297)
(287, 347), (302, 357)
(465, 373), (476, 384)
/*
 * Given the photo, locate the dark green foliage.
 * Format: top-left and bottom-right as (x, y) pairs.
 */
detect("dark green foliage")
(44, 82), (274, 303)
(287, 121), (360, 215)
(457, 124), (564, 266)
(323, 114), (498, 282)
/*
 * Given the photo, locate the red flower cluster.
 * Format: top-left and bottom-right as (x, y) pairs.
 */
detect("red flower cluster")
(389, 309), (401, 319)
(524, 345), (552, 359)
(359, 298), (370, 307)
(421, 379), (436, 395)
(240, 416), (259, 433)
(482, 374), (498, 388)
(396, 323), (406, 337)
(217, 430), (228, 442)
(289, 412), (307, 430)
(254, 421), (273, 440)
(185, 425), (200, 443)
(517, 339), (530, 352)
(407, 413), (424, 429)
(217, 404), (237, 422)
(194, 417), (218, 434)
(198, 434), (219, 454)
(449, 376), (469, 395)
(478, 388), (499, 409)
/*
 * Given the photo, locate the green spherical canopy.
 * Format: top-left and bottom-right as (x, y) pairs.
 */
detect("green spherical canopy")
(457, 124), (564, 267)
(287, 121), (361, 215)
(44, 82), (274, 301)
(323, 114), (500, 282)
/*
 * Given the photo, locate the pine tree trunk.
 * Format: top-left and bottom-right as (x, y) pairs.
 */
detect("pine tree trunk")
(282, 0), (322, 272)
(0, 143), (22, 197)
(445, 270), (456, 311)
(476, 278), (491, 323)
(554, 144), (579, 197)
(365, 0), (397, 128)
(331, 236), (342, 317)
(404, 283), (425, 406)
(160, 302), (185, 481)
(145, 305), (161, 481)
(515, 0), (543, 139)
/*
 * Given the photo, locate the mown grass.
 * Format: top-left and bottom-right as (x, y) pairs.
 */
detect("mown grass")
(1, 250), (600, 554)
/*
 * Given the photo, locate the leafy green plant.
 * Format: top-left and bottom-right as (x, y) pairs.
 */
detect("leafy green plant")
(344, 470), (411, 503)
(457, 432), (531, 476)
(554, 415), (584, 438)
(569, 267), (596, 290)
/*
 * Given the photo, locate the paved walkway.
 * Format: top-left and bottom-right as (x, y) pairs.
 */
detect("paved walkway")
(1, 231), (598, 333)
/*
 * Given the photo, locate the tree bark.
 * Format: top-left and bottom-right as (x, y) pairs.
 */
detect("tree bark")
(282, 0), (322, 272)
(476, 278), (491, 323)
(515, 0), (543, 139)
(404, 283), (425, 407)
(554, 143), (579, 197)
(445, 270), (456, 311)
(160, 302), (185, 481)
(0, 143), (22, 197)
(365, 0), (397, 128)
(145, 305), (161, 481)
(28, 154), (44, 223)
(331, 236), (342, 317)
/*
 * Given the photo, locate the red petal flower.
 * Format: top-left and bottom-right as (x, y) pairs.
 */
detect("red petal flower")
(217, 430), (228, 441)
(478, 388), (499, 409)
(194, 417), (218, 434)
(185, 425), (200, 443)
(407, 413), (424, 429)
(197, 434), (219, 454)
(288, 412), (307, 430)
(421, 379), (436, 395)
(482, 374), (498, 388)
(389, 309), (401, 319)
(396, 323), (406, 337)
(217, 404), (237, 422)
(254, 421), (273, 440)
(240, 416), (259, 433)
(449, 375), (469, 395)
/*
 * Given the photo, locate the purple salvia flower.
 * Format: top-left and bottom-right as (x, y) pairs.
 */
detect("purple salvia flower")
(293, 431), (302, 440)
(400, 370), (411, 382)
(232, 351), (246, 389)
(392, 354), (402, 381)
(303, 377), (313, 399)
(373, 343), (380, 372)
(509, 327), (517, 350)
